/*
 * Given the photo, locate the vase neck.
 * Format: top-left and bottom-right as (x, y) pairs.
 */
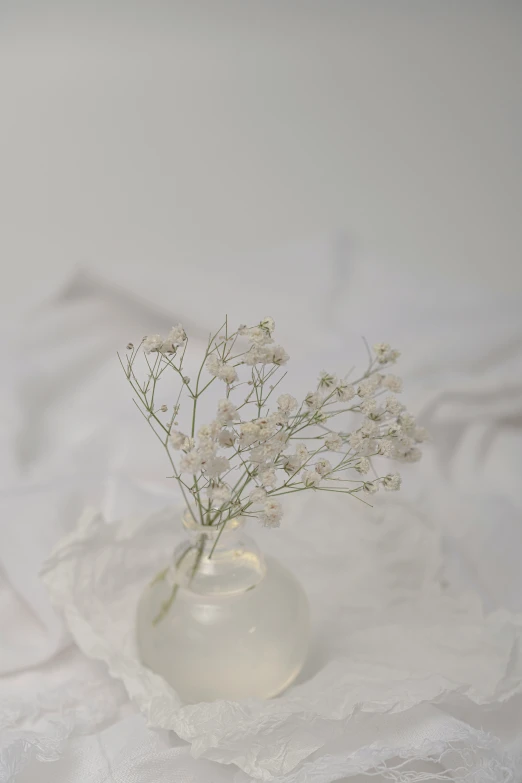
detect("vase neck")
(177, 512), (265, 595)
(181, 512), (244, 554)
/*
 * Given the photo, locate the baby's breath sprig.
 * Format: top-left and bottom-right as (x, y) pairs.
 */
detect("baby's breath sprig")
(120, 318), (427, 545)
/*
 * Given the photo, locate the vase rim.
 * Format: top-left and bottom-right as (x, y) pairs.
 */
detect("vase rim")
(181, 510), (244, 537)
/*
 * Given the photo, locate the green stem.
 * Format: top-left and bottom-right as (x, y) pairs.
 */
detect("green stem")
(190, 534), (207, 582)
(152, 544), (192, 625)
(208, 518), (228, 559)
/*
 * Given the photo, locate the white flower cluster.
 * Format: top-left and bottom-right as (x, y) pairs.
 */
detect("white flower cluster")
(205, 354), (238, 384)
(172, 414), (234, 480)
(143, 324), (187, 354)
(238, 322), (290, 368)
(125, 323), (426, 534)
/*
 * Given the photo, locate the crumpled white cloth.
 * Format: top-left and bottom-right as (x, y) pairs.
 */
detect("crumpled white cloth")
(1, 236), (522, 782)
(40, 498), (522, 782)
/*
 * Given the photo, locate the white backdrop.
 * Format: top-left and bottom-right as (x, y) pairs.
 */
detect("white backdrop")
(1, 4), (522, 782)
(1, 0), (522, 312)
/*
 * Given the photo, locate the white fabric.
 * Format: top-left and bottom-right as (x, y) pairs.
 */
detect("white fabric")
(1, 237), (522, 782)
(40, 503), (522, 782)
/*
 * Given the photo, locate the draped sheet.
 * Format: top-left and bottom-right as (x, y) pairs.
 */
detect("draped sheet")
(1, 238), (521, 782)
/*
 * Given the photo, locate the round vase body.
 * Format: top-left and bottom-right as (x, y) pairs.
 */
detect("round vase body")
(136, 517), (310, 703)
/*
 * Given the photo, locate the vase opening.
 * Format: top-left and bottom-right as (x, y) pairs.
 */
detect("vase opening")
(176, 512), (266, 596)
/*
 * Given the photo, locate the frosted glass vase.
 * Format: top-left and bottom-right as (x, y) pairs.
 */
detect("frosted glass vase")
(136, 514), (310, 703)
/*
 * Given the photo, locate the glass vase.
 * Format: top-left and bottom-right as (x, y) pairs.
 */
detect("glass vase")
(136, 513), (310, 703)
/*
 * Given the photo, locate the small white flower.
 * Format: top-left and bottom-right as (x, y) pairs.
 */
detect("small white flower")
(373, 344), (400, 364)
(315, 459), (332, 476)
(399, 446), (422, 463)
(357, 376), (381, 397)
(206, 355), (238, 383)
(360, 398), (378, 415)
(396, 431), (414, 449)
(249, 445), (271, 464)
(205, 354), (221, 376)
(413, 426), (429, 443)
(249, 486), (267, 504)
(198, 422), (220, 440)
(255, 417), (277, 441)
(335, 381), (356, 402)
(362, 438), (378, 457)
(383, 473), (401, 491)
(243, 346), (263, 366)
(363, 481), (379, 494)
(324, 432), (343, 451)
(361, 419), (380, 437)
(247, 326), (274, 346)
(203, 455), (230, 477)
(296, 443), (310, 461)
(265, 345), (289, 366)
(240, 421), (261, 447)
(318, 371), (337, 390)
(393, 432), (421, 464)
(218, 429), (236, 448)
(277, 393), (298, 414)
(198, 438), (217, 460)
(163, 324), (187, 351)
(209, 484), (232, 505)
(217, 363), (238, 384)
(260, 499), (283, 528)
(355, 457), (370, 474)
(305, 392), (322, 411)
(259, 467), (277, 488)
(180, 449), (203, 473)
(399, 413), (416, 432)
(284, 444), (310, 472)
(170, 430), (189, 450)
(263, 431), (288, 458)
(349, 432), (365, 452)
(385, 395), (404, 415)
(143, 334), (163, 353)
(260, 316), (275, 335)
(301, 469), (322, 487)
(217, 399), (238, 424)
(382, 374), (403, 393)
(268, 410), (288, 428)
(378, 438), (396, 457)
(373, 342), (391, 359)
